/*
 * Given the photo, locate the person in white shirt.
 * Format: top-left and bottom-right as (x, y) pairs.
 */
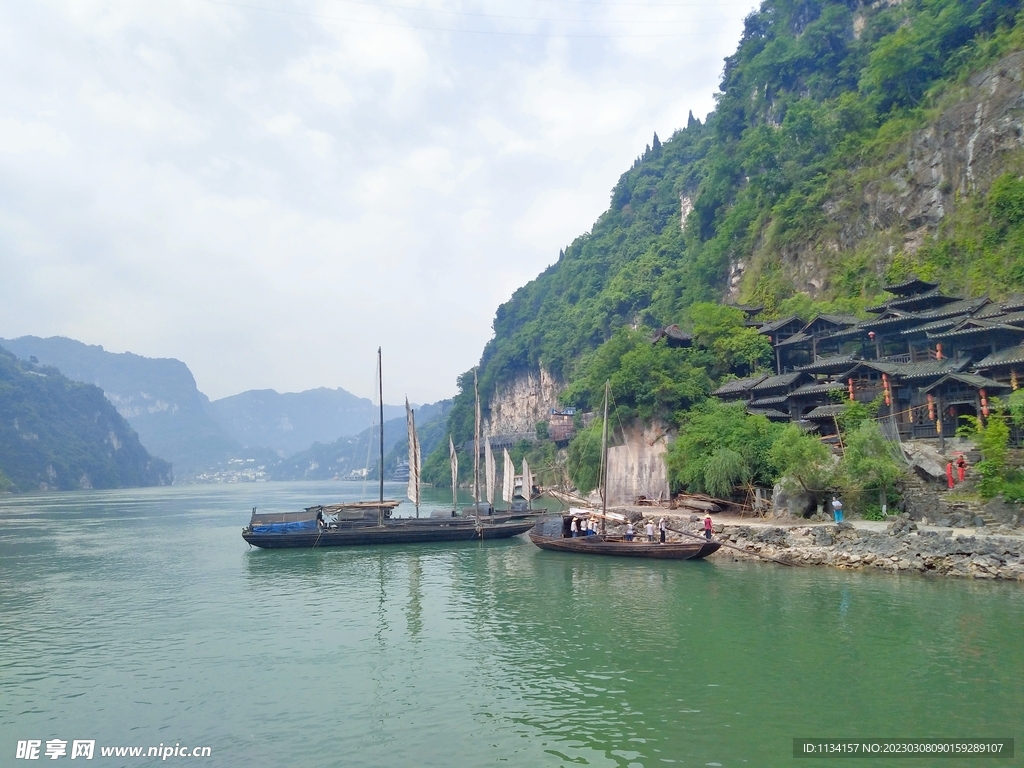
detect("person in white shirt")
(658, 517), (667, 544)
(645, 520), (655, 542)
(570, 518), (579, 537)
(625, 521), (634, 541)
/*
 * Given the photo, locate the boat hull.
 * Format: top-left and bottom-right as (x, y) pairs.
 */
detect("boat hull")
(243, 518), (536, 549)
(528, 532), (720, 560)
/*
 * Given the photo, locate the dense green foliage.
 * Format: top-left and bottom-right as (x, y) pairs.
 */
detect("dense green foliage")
(665, 400), (783, 494)
(426, 0), (1024, 489)
(0, 347), (172, 492)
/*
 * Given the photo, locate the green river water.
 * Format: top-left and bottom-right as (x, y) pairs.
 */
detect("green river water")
(0, 482), (1021, 767)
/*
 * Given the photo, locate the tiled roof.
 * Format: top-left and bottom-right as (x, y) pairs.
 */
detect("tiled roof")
(746, 407), (791, 420)
(758, 315), (805, 335)
(838, 358), (964, 380)
(900, 315), (967, 335)
(789, 381), (846, 396)
(748, 395), (790, 407)
(881, 276), (939, 296)
(750, 372), (806, 392)
(974, 344), (1024, 369)
(927, 319), (1024, 340)
(804, 404), (846, 419)
(776, 332), (811, 347)
(795, 353), (859, 372)
(920, 373), (1012, 393)
(711, 374), (767, 396)
(1001, 293), (1024, 311)
(651, 324), (693, 344)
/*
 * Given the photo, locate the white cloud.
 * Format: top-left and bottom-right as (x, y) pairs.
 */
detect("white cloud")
(0, 0), (757, 403)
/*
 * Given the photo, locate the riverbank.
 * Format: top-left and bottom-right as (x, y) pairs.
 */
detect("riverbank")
(609, 509), (1024, 581)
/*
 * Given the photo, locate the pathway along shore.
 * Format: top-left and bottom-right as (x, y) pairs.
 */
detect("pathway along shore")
(607, 510), (1024, 581)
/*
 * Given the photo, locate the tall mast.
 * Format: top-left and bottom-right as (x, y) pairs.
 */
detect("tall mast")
(601, 379), (609, 534)
(473, 368), (481, 525)
(378, 347), (384, 526)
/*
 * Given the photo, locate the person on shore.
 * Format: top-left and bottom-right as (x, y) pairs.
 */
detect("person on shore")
(946, 461), (955, 489)
(703, 514), (713, 540)
(570, 518), (579, 537)
(645, 520), (655, 542)
(658, 517), (667, 544)
(625, 521), (634, 541)
(831, 496), (843, 523)
(956, 455), (967, 484)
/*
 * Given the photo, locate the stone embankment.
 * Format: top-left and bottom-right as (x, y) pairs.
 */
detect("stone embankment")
(701, 517), (1024, 581)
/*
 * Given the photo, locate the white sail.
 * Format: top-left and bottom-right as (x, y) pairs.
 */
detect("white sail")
(502, 448), (514, 503)
(485, 437), (495, 506)
(449, 435), (458, 512)
(405, 398), (420, 511)
(522, 458), (533, 509)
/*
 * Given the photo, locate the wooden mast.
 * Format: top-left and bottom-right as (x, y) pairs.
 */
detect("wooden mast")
(378, 346), (384, 526)
(474, 368), (481, 526)
(600, 379), (609, 535)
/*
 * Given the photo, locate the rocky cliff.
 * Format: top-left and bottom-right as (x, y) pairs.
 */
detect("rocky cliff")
(739, 50), (1024, 299)
(485, 367), (562, 437)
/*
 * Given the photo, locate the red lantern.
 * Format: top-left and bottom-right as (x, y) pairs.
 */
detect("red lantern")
(980, 388), (989, 418)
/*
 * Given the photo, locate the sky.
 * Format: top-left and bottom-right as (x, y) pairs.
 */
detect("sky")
(0, 0), (757, 404)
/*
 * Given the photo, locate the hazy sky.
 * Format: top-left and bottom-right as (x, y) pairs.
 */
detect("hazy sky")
(0, 0), (756, 403)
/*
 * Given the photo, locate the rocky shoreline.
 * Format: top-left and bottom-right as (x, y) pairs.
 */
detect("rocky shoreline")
(703, 518), (1024, 581)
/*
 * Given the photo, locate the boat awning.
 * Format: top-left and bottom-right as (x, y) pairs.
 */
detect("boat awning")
(249, 509), (318, 533)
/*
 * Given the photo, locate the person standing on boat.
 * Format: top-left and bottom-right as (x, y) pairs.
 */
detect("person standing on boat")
(570, 517), (579, 537)
(645, 520), (655, 542)
(658, 517), (666, 544)
(703, 514), (713, 541)
(625, 521), (634, 541)
(589, 518), (597, 536)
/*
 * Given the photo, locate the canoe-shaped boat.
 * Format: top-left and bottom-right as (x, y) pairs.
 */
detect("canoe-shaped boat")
(527, 514), (720, 560)
(242, 504), (535, 549)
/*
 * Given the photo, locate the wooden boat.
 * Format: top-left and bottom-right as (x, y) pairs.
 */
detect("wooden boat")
(528, 514), (719, 559)
(527, 380), (720, 560)
(243, 504), (535, 549)
(242, 350), (536, 550)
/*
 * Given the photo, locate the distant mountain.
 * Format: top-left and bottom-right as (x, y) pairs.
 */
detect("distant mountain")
(0, 336), (239, 476)
(0, 346), (172, 492)
(268, 400), (451, 481)
(208, 388), (407, 457)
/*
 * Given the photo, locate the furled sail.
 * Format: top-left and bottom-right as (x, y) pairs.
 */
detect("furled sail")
(485, 437), (495, 506)
(449, 435), (458, 512)
(522, 458), (533, 509)
(502, 448), (514, 503)
(405, 398), (421, 513)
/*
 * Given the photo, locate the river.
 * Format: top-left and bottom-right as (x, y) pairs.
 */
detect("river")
(1, 483), (1020, 767)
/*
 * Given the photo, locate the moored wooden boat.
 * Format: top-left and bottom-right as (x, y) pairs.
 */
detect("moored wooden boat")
(527, 514), (720, 559)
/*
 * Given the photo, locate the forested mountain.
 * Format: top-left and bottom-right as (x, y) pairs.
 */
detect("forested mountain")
(0, 347), (171, 492)
(0, 336), (239, 476)
(209, 388), (406, 457)
(268, 399), (451, 481)
(425, 0), (1024, 483)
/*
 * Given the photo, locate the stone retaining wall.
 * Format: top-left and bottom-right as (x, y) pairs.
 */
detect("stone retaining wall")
(706, 521), (1024, 581)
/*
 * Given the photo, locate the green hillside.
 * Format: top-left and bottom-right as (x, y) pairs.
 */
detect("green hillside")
(425, 0), (1024, 485)
(0, 347), (172, 492)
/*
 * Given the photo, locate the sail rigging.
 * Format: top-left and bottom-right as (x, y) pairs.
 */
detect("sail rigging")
(449, 435), (458, 514)
(473, 368), (481, 523)
(502, 448), (514, 504)
(485, 437), (495, 506)
(405, 398), (421, 517)
(522, 458), (533, 510)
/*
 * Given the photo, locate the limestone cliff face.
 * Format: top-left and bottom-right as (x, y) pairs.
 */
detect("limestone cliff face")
(737, 51), (1024, 297)
(486, 368), (563, 436)
(606, 422), (670, 505)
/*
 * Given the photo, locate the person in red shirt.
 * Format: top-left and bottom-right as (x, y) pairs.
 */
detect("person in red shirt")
(956, 455), (967, 483)
(703, 514), (713, 540)
(946, 461), (955, 490)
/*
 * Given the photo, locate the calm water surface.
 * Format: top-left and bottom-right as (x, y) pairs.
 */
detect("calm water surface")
(1, 483), (1021, 767)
